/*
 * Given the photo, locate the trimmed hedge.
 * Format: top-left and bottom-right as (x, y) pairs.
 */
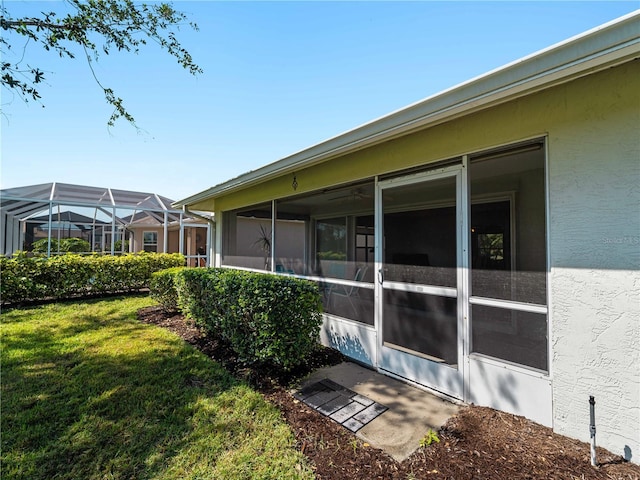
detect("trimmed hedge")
(0, 252), (185, 305)
(172, 268), (226, 332)
(149, 266), (187, 312)
(169, 268), (323, 371)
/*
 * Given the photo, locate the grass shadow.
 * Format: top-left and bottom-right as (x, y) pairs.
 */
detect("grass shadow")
(1, 296), (312, 480)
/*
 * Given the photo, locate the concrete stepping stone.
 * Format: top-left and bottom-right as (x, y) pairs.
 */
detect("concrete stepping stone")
(295, 379), (387, 433)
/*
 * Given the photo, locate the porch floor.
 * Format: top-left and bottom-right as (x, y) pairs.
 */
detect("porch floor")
(294, 361), (461, 462)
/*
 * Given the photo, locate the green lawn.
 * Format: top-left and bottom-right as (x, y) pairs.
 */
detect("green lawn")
(0, 296), (314, 480)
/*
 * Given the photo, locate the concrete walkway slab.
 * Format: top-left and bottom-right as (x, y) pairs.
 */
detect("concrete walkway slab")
(296, 361), (461, 462)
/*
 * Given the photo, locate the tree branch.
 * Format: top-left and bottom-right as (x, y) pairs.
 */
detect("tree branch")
(1, 19), (72, 30)
(0, 1), (202, 127)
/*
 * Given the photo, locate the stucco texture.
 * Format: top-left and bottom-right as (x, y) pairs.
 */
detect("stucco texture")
(547, 60), (639, 462)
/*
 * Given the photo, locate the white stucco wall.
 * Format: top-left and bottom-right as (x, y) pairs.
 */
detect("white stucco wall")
(548, 61), (640, 462)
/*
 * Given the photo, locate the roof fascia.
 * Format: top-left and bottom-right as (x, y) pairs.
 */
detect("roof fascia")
(174, 11), (640, 208)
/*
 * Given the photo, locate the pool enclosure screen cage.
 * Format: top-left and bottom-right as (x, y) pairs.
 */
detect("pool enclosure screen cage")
(0, 182), (213, 265)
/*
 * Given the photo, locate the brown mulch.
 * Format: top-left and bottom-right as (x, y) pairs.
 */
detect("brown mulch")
(137, 305), (640, 480)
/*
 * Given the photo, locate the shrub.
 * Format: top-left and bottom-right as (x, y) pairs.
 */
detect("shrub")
(317, 251), (347, 260)
(225, 271), (323, 370)
(114, 239), (130, 252)
(174, 267), (228, 332)
(31, 237), (91, 253)
(149, 267), (187, 312)
(31, 238), (59, 253)
(61, 238), (91, 252)
(0, 252), (185, 304)
(176, 269), (323, 370)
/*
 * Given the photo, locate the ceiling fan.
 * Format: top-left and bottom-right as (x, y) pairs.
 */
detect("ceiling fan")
(327, 188), (373, 202)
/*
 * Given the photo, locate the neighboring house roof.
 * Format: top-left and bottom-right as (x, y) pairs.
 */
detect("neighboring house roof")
(174, 11), (640, 209)
(27, 210), (108, 230)
(28, 210), (108, 225)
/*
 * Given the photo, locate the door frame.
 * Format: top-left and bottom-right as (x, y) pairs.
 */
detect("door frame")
(374, 160), (469, 400)
(370, 147), (552, 426)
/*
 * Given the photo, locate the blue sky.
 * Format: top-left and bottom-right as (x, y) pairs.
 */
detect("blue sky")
(1, 1), (638, 202)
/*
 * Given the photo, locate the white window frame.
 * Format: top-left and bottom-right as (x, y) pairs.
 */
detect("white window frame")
(143, 231), (158, 253)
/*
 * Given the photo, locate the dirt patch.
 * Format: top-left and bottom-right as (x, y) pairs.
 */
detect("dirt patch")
(138, 305), (639, 479)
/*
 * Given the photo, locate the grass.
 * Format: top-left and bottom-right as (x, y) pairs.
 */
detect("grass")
(1, 296), (314, 480)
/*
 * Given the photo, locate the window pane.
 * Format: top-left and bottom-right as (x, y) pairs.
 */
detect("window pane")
(383, 290), (457, 365)
(355, 215), (375, 265)
(271, 181), (374, 281)
(220, 182), (375, 324)
(322, 280), (374, 325)
(315, 215), (376, 282)
(470, 146), (547, 304)
(221, 204), (272, 271)
(316, 217), (347, 278)
(274, 181), (375, 325)
(143, 232), (157, 243)
(471, 304), (548, 371)
(143, 231), (157, 253)
(273, 206), (307, 275)
(383, 176), (457, 287)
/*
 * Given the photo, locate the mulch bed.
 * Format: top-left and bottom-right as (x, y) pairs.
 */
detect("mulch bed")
(137, 305), (640, 480)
